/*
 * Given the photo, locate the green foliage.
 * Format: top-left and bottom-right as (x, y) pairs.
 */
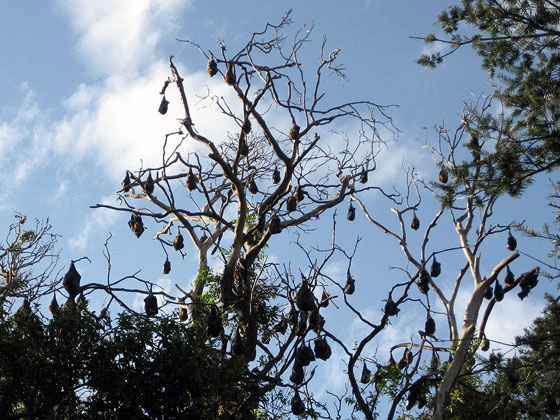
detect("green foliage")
(422, 0), (560, 199)
(0, 306), (263, 419)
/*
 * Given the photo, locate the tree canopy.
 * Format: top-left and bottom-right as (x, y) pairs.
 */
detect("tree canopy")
(0, 303), (263, 419)
(419, 0), (560, 189)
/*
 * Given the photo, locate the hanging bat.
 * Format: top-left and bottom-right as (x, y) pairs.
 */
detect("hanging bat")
(313, 335), (332, 360)
(439, 167), (448, 184)
(173, 230), (184, 251)
(291, 389), (305, 415)
(158, 96), (169, 115)
(207, 306), (223, 337)
(347, 204), (356, 221)
(296, 344), (316, 366)
(207, 57), (218, 77)
(359, 167), (368, 184)
(289, 123), (300, 140)
(128, 213), (145, 238)
(411, 213), (420, 230)
(144, 291), (158, 317)
(430, 257), (441, 278)
(63, 262), (81, 298)
(344, 272), (355, 295)
(295, 279), (317, 312)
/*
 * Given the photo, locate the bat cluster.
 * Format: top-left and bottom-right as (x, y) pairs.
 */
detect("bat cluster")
(396, 347), (414, 370)
(406, 380), (427, 410)
(286, 277), (333, 407)
(517, 267), (539, 300)
(295, 279), (316, 312)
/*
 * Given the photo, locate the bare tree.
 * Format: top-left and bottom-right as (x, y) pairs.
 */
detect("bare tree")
(89, 12), (398, 418)
(338, 95), (545, 420)
(0, 213), (60, 310)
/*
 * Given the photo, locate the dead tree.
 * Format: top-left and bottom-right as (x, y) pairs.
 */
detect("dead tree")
(347, 96), (545, 420)
(91, 12), (396, 414)
(0, 213), (60, 308)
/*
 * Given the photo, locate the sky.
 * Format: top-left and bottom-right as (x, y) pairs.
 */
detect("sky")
(1, 0), (558, 417)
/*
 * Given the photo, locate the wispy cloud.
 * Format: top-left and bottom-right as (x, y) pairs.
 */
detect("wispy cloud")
(483, 294), (543, 352)
(48, 179), (69, 204)
(1, 0), (242, 191)
(68, 194), (120, 250)
(57, 0), (190, 75)
(452, 288), (545, 354)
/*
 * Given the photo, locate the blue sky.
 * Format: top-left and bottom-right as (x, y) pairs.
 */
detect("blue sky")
(1, 0), (558, 416)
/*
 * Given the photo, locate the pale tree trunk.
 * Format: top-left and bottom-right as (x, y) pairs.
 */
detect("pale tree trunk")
(432, 285), (484, 420)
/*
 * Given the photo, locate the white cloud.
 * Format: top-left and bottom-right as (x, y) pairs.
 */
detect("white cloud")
(57, 0), (189, 75)
(451, 287), (545, 355)
(483, 294), (543, 353)
(27, 59), (240, 181)
(0, 84), (39, 162)
(1, 1), (205, 192)
(48, 180), (69, 204)
(0, 84), (51, 204)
